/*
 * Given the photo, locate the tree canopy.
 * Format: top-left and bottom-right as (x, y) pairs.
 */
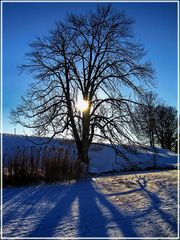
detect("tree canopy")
(10, 4), (154, 173)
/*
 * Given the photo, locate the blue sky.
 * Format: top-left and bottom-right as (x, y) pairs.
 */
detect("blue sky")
(2, 1), (178, 134)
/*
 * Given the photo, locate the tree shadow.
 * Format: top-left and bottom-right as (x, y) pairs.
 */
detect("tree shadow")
(77, 181), (109, 237)
(18, 184), (76, 237)
(135, 175), (177, 235)
(3, 175), (177, 238)
(3, 183), (74, 237)
(3, 185), (44, 227)
(26, 179), (138, 238)
(3, 185), (41, 205)
(6, 180), (137, 238)
(77, 180), (138, 237)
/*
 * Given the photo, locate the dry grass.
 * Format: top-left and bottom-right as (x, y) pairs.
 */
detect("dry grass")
(3, 145), (81, 186)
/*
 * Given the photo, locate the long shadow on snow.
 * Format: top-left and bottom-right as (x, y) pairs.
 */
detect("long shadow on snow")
(29, 181), (110, 237)
(28, 179), (137, 237)
(3, 184), (73, 237)
(135, 175), (177, 236)
(77, 179), (138, 237)
(3, 185), (44, 227)
(99, 175), (177, 237)
(3, 184), (60, 231)
(27, 183), (77, 237)
(3, 175), (177, 238)
(77, 180), (109, 237)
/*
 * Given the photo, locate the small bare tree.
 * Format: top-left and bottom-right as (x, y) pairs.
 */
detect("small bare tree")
(133, 93), (177, 152)
(10, 5), (154, 175)
(133, 91), (158, 147)
(155, 104), (177, 151)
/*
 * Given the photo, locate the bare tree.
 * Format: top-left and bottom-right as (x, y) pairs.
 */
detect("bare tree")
(155, 104), (177, 151)
(10, 5), (154, 175)
(133, 93), (177, 152)
(133, 91), (158, 147)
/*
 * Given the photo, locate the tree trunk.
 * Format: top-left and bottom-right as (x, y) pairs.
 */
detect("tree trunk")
(76, 105), (91, 178)
(77, 144), (89, 179)
(166, 142), (172, 151)
(149, 131), (154, 147)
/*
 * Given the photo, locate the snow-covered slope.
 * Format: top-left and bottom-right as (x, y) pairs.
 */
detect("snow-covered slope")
(89, 144), (177, 173)
(2, 134), (178, 173)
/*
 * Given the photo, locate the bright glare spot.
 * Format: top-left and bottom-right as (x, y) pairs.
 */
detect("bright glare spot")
(77, 99), (89, 112)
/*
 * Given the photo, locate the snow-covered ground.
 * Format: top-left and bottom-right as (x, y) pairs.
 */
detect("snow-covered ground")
(3, 170), (178, 238)
(3, 134), (178, 173)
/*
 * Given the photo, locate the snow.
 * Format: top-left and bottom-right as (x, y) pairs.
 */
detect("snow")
(3, 170), (178, 238)
(3, 134), (178, 173)
(2, 134), (178, 237)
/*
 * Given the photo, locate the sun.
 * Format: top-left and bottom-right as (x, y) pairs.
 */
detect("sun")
(77, 99), (89, 112)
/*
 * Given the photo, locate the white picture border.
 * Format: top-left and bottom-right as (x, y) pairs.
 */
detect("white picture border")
(0, 0), (179, 239)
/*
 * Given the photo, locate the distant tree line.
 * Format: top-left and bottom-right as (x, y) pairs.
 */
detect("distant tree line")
(133, 91), (177, 151)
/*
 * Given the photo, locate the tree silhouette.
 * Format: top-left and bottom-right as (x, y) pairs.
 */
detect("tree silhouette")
(133, 91), (158, 147)
(155, 104), (177, 150)
(133, 95), (177, 151)
(10, 4), (154, 175)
